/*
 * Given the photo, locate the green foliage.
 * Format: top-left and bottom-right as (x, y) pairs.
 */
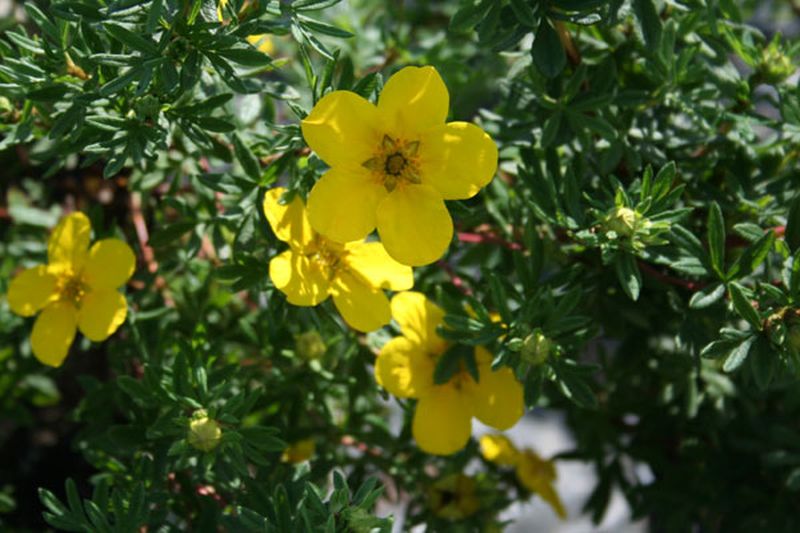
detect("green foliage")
(2, 0), (800, 531)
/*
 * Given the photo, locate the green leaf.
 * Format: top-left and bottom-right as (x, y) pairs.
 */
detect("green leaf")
(149, 221), (196, 247)
(232, 133), (261, 181)
(215, 47), (273, 67)
(633, 0), (662, 50)
(786, 194), (800, 252)
(104, 23), (158, 55)
(728, 282), (761, 330)
(531, 19), (566, 78)
(615, 254), (642, 301)
(689, 283), (725, 309)
(722, 335), (755, 373)
(707, 202), (726, 278)
(749, 337), (775, 390)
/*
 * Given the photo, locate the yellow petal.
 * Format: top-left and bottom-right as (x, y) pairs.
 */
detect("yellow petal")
(377, 66), (449, 134)
(77, 288), (128, 341)
(262, 187), (314, 249)
(413, 385), (472, 455)
(7, 265), (58, 317)
(344, 241), (413, 291)
(48, 212), (91, 275)
(516, 451), (566, 519)
(469, 346), (524, 430)
(31, 302), (77, 367)
(479, 434), (520, 466)
(390, 291), (447, 354)
(269, 249), (330, 306)
(375, 336), (435, 398)
(247, 34), (274, 55)
(82, 239), (136, 290)
(301, 91), (382, 168)
(307, 166), (386, 243)
(420, 122), (498, 200)
(330, 271), (390, 332)
(376, 184), (452, 266)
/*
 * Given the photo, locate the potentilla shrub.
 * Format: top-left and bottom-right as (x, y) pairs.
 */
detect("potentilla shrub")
(0, 0), (798, 531)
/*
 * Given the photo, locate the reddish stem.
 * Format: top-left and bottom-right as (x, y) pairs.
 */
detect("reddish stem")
(637, 261), (706, 292)
(437, 260), (473, 296)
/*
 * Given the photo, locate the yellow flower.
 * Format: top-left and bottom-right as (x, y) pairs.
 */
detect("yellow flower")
(263, 187), (413, 332)
(427, 473), (480, 520)
(187, 410), (223, 452)
(479, 434), (520, 466)
(480, 433), (567, 520)
(281, 438), (315, 463)
(6, 212), (135, 367)
(374, 292), (523, 455)
(217, 0), (275, 55)
(302, 66), (498, 266)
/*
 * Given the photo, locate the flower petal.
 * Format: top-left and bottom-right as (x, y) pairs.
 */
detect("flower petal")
(390, 291), (447, 354)
(262, 187), (315, 249)
(330, 271), (390, 332)
(48, 212), (91, 275)
(247, 34), (274, 54)
(378, 66), (449, 134)
(413, 385), (472, 455)
(307, 166), (386, 243)
(375, 336), (435, 398)
(469, 347), (524, 430)
(7, 265), (58, 317)
(479, 434), (520, 466)
(82, 239), (136, 290)
(31, 302), (77, 367)
(78, 288), (128, 342)
(376, 184), (453, 266)
(301, 91), (382, 168)
(269, 249), (330, 306)
(517, 451), (566, 519)
(344, 241), (413, 291)
(420, 122), (498, 200)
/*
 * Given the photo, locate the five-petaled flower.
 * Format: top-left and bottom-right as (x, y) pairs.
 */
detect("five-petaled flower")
(480, 434), (567, 519)
(374, 292), (523, 455)
(263, 187), (413, 332)
(302, 66), (498, 266)
(6, 212), (135, 367)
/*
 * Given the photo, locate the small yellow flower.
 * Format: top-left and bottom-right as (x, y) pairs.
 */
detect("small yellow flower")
(187, 410), (222, 452)
(217, 0), (275, 55)
(480, 434), (566, 519)
(6, 212), (135, 367)
(427, 473), (480, 520)
(263, 187), (413, 332)
(302, 66), (498, 266)
(374, 292), (524, 455)
(281, 438), (315, 463)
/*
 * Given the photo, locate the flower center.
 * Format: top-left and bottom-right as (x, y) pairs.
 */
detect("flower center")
(307, 237), (345, 280)
(362, 135), (422, 192)
(58, 275), (87, 306)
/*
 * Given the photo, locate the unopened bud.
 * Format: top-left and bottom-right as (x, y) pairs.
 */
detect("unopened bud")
(187, 410), (222, 452)
(605, 206), (638, 237)
(521, 331), (552, 365)
(296, 330), (326, 360)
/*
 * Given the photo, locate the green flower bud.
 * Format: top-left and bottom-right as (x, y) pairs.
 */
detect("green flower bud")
(758, 36), (794, 84)
(187, 410), (222, 452)
(521, 331), (552, 365)
(604, 206), (638, 238)
(296, 330), (326, 360)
